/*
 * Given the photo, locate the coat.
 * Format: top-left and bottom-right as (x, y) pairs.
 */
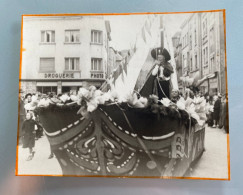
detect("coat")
(22, 119), (37, 148)
(139, 63), (172, 99)
(213, 99), (221, 121)
(19, 98), (25, 137)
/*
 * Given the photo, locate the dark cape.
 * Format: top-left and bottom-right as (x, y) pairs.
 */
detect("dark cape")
(22, 119), (37, 148)
(139, 63), (172, 99)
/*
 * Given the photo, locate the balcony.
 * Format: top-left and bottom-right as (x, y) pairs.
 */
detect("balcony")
(90, 71), (104, 79)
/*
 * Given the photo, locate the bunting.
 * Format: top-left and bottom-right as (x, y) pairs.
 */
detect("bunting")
(141, 26), (146, 43)
(145, 20), (151, 36)
(124, 56), (128, 74)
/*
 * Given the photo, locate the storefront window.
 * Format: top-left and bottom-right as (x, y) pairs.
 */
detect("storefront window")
(37, 86), (57, 94)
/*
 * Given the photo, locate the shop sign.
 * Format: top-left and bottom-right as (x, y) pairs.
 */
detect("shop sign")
(44, 73), (74, 79)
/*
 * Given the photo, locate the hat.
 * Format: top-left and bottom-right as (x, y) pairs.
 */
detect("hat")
(151, 47), (171, 61)
(218, 93), (222, 98)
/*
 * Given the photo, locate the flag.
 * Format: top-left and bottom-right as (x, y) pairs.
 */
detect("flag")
(141, 26), (146, 43)
(124, 56), (128, 74)
(120, 63), (124, 82)
(112, 68), (119, 84)
(145, 20), (151, 36)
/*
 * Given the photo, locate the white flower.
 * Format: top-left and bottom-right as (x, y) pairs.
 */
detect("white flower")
(95, 96), (106, 105)
(94, 90), (102, 97)
(31, 95), (38, 102)
(102, 92), (112, 102)
(139, 97), (148, 106)
(59, 94), (70, 103)
(70, 95), (78, 102)
(185, 97), (193, 108)
(160, 98), (171, 107)
(110, 91), (118, 100)
(87, 101), (98, 112)
(78, 88), (89, 99)
(134, 101), (145, 108)
(176, 99), (186, 110)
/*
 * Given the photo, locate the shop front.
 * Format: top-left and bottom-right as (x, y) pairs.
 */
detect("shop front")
(21, 79), (105, 95)
(199, 72), (219, 95)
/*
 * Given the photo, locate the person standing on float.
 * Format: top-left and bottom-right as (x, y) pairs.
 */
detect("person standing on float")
(140, 47), (174, 100)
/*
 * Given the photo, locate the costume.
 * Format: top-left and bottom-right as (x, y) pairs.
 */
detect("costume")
(22, 119), (37, 148)
(140, 47), (174, 99)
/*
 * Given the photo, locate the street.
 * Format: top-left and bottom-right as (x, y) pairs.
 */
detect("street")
(190, 125), (229, 179)
(17, 125), (229, 178)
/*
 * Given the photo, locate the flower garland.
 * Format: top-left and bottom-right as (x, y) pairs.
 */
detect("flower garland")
(34, 86), (206, 127)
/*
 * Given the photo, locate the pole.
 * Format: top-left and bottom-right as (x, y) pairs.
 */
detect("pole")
(160, 15), (164, 48)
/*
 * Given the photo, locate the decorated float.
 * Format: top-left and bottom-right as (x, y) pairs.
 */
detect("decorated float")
(34, 15), (207, 177)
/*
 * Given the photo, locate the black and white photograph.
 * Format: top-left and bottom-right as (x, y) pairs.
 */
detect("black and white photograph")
(17, 11), (229, 180)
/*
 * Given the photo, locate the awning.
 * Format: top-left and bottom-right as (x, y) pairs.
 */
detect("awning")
(36, 82), (57, 87)
(62, 82), (83, 86)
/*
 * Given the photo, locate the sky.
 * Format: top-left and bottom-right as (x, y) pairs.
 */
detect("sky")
(105, 13), (192, 51)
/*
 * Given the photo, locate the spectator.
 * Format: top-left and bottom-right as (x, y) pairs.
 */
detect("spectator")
(22, 112), (38, 161)
(212, 94), (222, 128)
(219, 94), (228, 133)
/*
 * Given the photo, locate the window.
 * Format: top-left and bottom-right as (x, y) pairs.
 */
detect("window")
(91, 58), (102, 71)
(190, 57), (192, 71)
(195, 54), (198, 69)
(39, 58), (55, 72)
(37, 86), (57, 94)
(194, 29), (197, 45)
(182, 55), (184, 67)
(203, 19), (208, 37)
(189, 35), (192, 50)
(65, 30), (80, 43)
(65, 58), (80, 70)
(41, 30), (55, 43)
(210, 56), (215, 72)
(91, 30), (102, 44)
(205, 47), (208, 64)
(209, 27), (215, 53)
(91, 58), (103, 78)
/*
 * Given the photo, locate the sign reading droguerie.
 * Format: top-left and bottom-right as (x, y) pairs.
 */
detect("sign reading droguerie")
(44, 73), (74, 79)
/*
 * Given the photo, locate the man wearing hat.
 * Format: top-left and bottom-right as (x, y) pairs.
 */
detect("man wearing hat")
(140, 47), (174, 99)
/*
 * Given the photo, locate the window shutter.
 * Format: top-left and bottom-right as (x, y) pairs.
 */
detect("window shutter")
(65, 58), (69, 70)
(51, 31), (55, 42)
(40, 58), (55, 72)
(76, 33), (80, 42)
(76, 58), (80, 70)
(41, 31), (45, 42)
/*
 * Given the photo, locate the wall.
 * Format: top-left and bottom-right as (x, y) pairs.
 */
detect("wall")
(0, 0), (243, 195)
(22, 16), (108, 80)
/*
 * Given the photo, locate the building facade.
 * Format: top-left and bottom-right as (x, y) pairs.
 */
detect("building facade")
(21, 16), (111, 94)
(179, 12), (226, 95)
(172, 31), (183, 90)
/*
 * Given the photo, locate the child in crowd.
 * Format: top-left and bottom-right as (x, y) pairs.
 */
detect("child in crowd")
(22, 112), (37, 161)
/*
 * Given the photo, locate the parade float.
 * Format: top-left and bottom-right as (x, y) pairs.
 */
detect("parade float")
(34, 15), (207, 177)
